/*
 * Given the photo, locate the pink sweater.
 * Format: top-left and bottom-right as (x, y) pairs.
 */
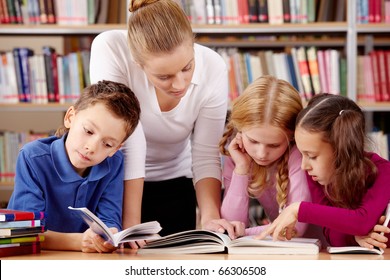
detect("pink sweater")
(298, 153), (390, 247)
(221, 145), (314, 237)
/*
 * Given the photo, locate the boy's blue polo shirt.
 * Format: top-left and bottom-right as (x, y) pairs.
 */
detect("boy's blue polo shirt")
(8, 135), (124, 233)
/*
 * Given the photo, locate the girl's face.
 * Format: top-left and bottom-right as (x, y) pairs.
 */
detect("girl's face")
(295, 127), (335, 186)
(64, 103), (127, 176)
(142, 39), (195, 101)
(241, 125), (290, 167)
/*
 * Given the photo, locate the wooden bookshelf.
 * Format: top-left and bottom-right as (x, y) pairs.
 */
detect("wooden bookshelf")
(1, 0), (390, 198)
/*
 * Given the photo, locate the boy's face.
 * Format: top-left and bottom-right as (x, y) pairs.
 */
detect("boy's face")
(295, 127), (335, 186)
(63, 103), (127, 176)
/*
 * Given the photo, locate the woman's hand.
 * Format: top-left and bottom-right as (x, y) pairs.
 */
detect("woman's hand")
(81, 228), (118, 253)
(355, 216), (389, 249)
(228, 132), (252, 175)
(255, 202), (301, 241)
(203, 218), (245, 240)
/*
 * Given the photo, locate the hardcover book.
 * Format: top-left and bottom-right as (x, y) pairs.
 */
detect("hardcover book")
(68, 207), (162, 247)
(138, 230), (321, 255)
(0, 209), (45, 222)
(0, 241), (41, 258)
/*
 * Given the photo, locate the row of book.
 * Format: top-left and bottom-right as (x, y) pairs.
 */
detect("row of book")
(0, 209), (46, 258)
(357, 50), (390, 103)
(0, 47), (90, 104)
(357, 0), (390, 23)
(0, 131), (51, 183)
(180, 0), (346, 25)
(0, 0), (127, 25)
(215, 46), (346, 104)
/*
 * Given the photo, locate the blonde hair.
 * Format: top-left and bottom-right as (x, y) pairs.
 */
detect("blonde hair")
(127, 0), (194, 65)
(220, 75), (303, 209)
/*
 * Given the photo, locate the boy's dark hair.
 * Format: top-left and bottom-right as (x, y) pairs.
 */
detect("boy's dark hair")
(56, 80), (141, 141)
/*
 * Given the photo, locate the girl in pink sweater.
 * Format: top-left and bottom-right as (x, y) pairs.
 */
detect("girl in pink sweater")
(257, 93), (390, 249)
(219, 75), (323, 241)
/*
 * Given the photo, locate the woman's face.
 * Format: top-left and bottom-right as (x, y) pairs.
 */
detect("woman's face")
(142, 39), (195, 100)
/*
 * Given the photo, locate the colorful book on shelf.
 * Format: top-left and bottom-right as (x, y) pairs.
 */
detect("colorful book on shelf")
(267, 0), (283, 24)
(0, 241), (41, 258)
(0, 219), (43, 229)
(258, 0), (268, 23)
(0, 234), (44, 245)
(0, 209), (45, 222)
(68, 206), (161, 247)
(0, 226), (45, 237)
(306, 46), (321, 95)
(138, 230), (321, 255)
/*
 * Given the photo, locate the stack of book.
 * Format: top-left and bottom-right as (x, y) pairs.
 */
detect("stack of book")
(0, 209), (46, 258)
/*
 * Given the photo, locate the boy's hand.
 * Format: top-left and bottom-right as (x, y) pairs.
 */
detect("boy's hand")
(81, 228), (118, 253)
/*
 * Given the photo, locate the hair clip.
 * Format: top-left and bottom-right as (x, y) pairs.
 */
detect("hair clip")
(339, 110), (344, 116)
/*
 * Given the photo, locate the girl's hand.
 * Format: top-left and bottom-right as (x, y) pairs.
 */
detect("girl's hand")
(355, 216), (389, 249)
(255, 202), (301, 241)
(81, 228), (118, 253)
(203, 218), (245, 240)
(228, 133), (252, 175)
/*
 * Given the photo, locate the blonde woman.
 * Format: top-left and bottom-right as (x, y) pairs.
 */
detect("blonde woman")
(90, 0), (229, 241)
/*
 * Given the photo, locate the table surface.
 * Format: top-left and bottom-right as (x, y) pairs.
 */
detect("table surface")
(1, 248), (390, 260)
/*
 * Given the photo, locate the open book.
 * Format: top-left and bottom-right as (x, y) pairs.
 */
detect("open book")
(327, 246), (384, 255)
(327, 201), (390, 255)
(137, 229), (321, 255)
(68, 206), (161, 247)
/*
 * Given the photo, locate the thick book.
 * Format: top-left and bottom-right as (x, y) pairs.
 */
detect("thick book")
(68, 207), (162, 247)
(0, 226), (45, 237)
(138, 230), (321, 255)
(0, 209), (45, 222)
(0, 241), (41, 258)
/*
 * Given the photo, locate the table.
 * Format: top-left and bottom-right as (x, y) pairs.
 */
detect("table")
(1, 248), (389, 260)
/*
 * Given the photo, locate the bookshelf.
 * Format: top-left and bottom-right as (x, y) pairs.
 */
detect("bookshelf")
(1, 0), (390, 203)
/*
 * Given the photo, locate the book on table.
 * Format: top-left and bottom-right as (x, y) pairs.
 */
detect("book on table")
(68, 206), (162, 247)
(0, 209), (45, 222)
(0, 226), (45, 237)
(0, 219), (43, 229)
(327, 246), (384, 255)
(0, 241), (41, 258)
(137, 229), (321, 255)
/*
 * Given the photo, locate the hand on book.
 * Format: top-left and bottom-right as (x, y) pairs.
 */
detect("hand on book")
(255, 202), (300, 241)
(202, 219), (245, 240)
(82, 228), (118, 253)
(355, 215), (389, 250)
(127, 239), (147, 249)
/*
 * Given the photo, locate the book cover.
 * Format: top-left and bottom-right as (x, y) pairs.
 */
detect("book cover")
(0, 226), (45, 237)
(0, 209), (45, 222)
(138, 230), (321, 255)
(0, 241), (41, 258)
(68, 206), (162, 247)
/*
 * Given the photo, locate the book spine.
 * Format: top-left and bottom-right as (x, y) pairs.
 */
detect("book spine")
(0, 242), (41, 258)
(0, 211), (45, 222)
